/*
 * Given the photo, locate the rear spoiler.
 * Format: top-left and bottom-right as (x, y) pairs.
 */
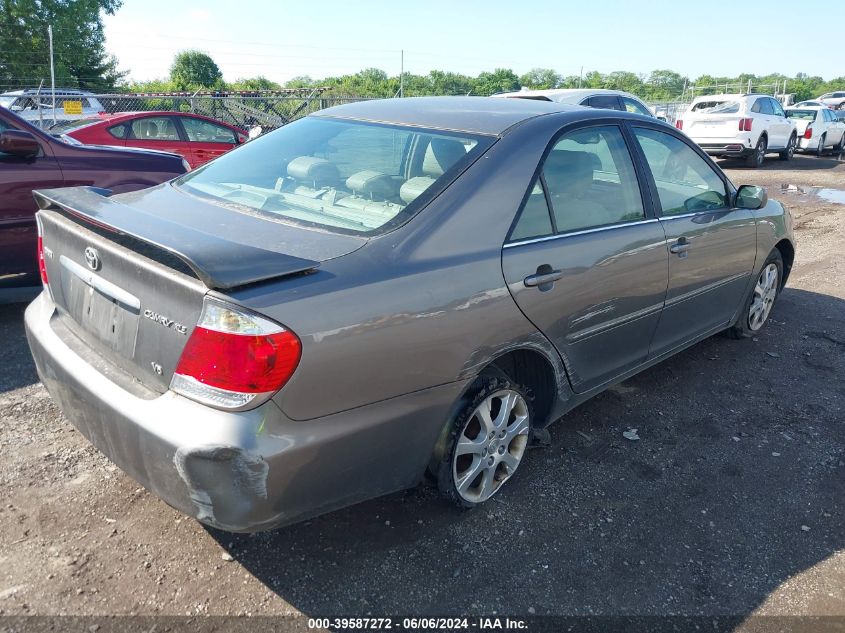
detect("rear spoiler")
(33, 186), (320, 290)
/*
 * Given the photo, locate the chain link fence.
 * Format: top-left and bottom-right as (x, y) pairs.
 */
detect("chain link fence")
(17, 88), (369, 132)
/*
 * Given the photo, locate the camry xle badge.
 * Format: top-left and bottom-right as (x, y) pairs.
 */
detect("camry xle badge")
(143, 309), (188, 335)
(84, 246), (100, 271)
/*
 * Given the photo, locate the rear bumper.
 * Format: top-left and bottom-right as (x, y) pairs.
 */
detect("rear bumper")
(25, 292), (467, 532)
(694, 139), (754, 157)
(797, 137), (818, 151)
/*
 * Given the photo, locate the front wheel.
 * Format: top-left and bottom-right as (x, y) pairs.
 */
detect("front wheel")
(779, 134), (796, 161)
(435, 375), (532, 508)
(726, 249), (783, 339)
(746, 136), (767, 168)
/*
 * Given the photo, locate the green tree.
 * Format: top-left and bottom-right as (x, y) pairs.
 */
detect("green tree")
(0, 0), (125, 90)
(229, 76), (280, 91)
(519, 68), (562, 89)
(169, 50), (223, 91)
(474, 68), (520, 95)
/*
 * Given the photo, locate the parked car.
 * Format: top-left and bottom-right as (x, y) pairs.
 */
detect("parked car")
(794, 100), (826, 107)
(48, 112), (249, 169)
(0, 88), (105, 126)
(676, 94), (798, 167)
(785, 106), (845, 155)
(26, 97), (795, 532)
(0, 107), (188, 302)
(817, 91), (845, 110)
(493, 88), (657, 118)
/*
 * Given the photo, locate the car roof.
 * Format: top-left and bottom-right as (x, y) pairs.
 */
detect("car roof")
(785, 105), (825, 110)
(311, 96), (582, 135)
(492, 88), (641, 103)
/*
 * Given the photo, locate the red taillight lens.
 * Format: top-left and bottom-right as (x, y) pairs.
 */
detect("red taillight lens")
(171, 300), (301, 410)
(675, 120), (683, 130)
(37, 235), (49, 286)
(739, 118), (753, 132)
(804, 126), (813, 139)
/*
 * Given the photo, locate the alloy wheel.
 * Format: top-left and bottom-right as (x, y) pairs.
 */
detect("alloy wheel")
(452, 389), (529, 503)
(748, 263), (779, 331)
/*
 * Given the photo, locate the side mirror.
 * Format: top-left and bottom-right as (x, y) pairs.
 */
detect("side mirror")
(0, 130), (41, 158)
(735, 184), (767, 210)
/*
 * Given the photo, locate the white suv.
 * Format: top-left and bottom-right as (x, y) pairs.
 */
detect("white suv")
(676, 94), (797, 167)
(817, 92), (845, 110)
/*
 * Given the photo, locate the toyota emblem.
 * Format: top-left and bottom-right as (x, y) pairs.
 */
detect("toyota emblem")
(84, 246), (100, 271)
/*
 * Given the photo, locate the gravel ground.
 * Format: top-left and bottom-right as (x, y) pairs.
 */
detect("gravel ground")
(0, 153), (843, 621)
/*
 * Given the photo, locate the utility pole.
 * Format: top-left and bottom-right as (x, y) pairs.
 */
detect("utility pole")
(48, 25), (56, 125)
(400, 50), (404, 98)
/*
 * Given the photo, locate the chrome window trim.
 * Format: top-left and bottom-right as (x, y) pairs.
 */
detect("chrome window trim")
(504, 218), (659, 249)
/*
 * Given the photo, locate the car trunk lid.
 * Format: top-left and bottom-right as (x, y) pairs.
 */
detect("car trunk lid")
(34, 185), (365, 393)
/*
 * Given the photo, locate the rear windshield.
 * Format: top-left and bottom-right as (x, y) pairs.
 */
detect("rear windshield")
(691, 100), (740, 114)
(47, 118), (100, 133)
(176, 116), (492, 236)
(785, 110), (817, 120)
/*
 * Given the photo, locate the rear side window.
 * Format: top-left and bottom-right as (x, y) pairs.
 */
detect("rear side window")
(633, 127), (728, 216)
(108, 124), (127, 139)
(586, 95), (623, 110)
(129, 117), (180, 141)
(540, 125), (644, 234)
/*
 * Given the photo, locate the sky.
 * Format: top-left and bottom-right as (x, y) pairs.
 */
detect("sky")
(102, 0), (845, 84)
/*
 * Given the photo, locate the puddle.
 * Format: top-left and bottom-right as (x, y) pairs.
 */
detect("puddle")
(780, 184), (845, 204)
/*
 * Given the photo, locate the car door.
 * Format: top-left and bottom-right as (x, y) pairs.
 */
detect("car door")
(769, 98), (792, 146)
(125, 115), (192, 160)
(177, 116), (240, 167)
(0, 118), (63, 292)
(750, 98), (777, 147)
(629, 125), (758, 358)
(502, 123), (668, 393)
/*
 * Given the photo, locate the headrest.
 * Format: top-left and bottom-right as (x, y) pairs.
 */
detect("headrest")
(422, 138), (467, 177)
(345, 170), (398, 201)
(287, 156), (339, 187)
(400, 176), (435, 205)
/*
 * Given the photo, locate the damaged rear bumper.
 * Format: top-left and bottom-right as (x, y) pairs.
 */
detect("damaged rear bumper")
(25, 292), (466, 532)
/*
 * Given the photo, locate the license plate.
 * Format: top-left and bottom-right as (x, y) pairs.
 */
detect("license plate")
(59, 256), (140, 355)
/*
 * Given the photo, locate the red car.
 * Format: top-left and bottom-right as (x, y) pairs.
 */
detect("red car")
(54, 112), (248, 169)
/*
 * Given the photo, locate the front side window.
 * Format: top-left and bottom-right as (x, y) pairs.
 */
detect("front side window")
(181, 117), (237, 144)
(129, 116), (180, 141)
(622, 97), (652, 117)
(770, 99), (786, 117)
(541, 125), (644, 233)
(176, 116), (491, 236)
(633, 127), (728, 216)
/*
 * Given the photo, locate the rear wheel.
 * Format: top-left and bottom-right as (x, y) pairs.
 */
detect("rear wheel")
(746, 136), (766, 168)
(726, 249), (783, 339)
(435, 374), (532, 509)
(779, 134), (796, 161)
(817, 134), (827, 156)
(835, 132), (845, 154)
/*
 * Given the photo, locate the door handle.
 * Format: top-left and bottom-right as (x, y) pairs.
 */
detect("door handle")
(524, 265), (563, 289)
(669, 237), (690, 256)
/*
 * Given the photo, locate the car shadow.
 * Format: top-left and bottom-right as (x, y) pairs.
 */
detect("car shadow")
(0, 302), (39, 392)
(717, 153), (844, 170)
(209, 286), (845, 617)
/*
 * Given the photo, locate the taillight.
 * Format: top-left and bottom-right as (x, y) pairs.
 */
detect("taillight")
(675, 120), (683, 130)
(739, 118), (753, 132)
(804, 126), (813, 139)
(171, 299), (301, 410)
(36, 218), (49, 286)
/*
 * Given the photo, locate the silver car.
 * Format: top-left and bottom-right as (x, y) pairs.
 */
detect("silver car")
(25, 97), (795, 532)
